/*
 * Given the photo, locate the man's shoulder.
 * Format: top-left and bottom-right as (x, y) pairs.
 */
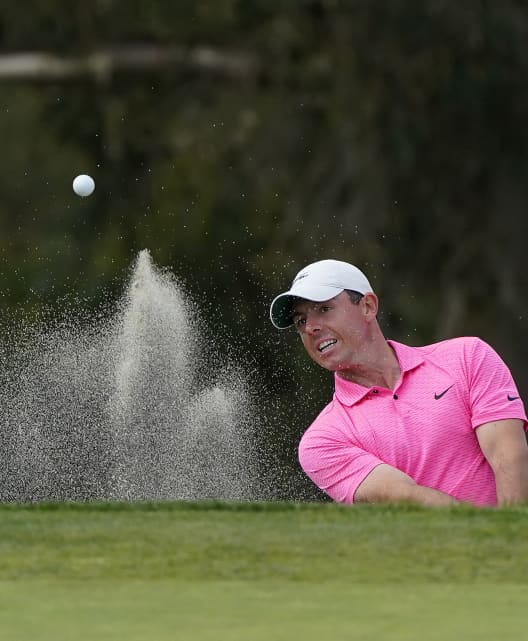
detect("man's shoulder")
(389, 337), (487, 371)
(311, 397), (345, 426)
(299, 397), (347, 442)
(414, 336), (485, 358)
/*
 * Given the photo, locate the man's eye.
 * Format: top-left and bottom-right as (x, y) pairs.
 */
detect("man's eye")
(320, 306), (331, 313)
(293, 317), (306, 328)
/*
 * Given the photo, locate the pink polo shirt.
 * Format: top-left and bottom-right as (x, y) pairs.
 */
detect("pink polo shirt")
(298, 337), (527, 506)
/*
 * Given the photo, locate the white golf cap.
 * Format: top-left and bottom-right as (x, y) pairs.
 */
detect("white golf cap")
(270, 259), (374, 329)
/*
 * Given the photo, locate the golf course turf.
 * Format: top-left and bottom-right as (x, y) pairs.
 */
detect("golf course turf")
(0, 501), (526, 639)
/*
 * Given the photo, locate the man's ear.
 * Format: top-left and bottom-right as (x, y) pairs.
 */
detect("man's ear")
(362, 292), (379, 320)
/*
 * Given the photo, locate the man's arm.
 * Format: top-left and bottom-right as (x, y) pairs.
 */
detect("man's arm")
(354, 464), (458, 507)
(475, 419), (528, 506)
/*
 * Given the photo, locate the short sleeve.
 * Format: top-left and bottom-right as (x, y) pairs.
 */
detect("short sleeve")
(298, 425), (384, 504)
(465, 338), (527, 429)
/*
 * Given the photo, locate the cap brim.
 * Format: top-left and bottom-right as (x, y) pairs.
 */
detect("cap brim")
(270, 284), (344, 329)
(270, 293), (296, 329)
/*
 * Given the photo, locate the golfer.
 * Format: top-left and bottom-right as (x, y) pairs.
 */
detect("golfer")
(270, 259), (528, 506)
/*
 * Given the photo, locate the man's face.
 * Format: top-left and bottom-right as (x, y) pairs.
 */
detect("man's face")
(291, 291), (371, 373)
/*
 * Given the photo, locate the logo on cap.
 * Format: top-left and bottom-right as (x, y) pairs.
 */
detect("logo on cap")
(293, 273), (309, 283)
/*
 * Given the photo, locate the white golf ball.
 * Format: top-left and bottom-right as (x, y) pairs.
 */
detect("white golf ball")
(72, 174), (95, 197)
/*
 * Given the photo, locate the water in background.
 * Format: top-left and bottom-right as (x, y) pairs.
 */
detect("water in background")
(0, 250), (267, 502)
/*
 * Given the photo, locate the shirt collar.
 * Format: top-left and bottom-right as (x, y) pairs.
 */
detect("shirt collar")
(334, 340), (424, 406)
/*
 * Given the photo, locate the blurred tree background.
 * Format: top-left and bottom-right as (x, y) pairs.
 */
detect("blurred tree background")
(1, 0), (528, 499)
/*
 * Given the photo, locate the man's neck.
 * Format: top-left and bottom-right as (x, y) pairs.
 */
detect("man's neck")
(336, 341), (401, 390)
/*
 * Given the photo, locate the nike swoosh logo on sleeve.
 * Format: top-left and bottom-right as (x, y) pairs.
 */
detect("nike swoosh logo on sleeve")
(507, 394), (520, 401)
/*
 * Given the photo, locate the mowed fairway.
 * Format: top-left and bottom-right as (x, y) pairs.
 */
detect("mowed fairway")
(0, 502), (526, 640)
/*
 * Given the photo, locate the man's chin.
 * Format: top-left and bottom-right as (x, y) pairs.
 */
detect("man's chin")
(316, 356), (345, 373)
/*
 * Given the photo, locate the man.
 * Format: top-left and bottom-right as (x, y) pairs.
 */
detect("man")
(270, 259), (528, 507)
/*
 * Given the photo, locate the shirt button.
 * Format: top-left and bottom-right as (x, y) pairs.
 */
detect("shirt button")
(393, 394), (399, 400)
(372, 389), (378, 394)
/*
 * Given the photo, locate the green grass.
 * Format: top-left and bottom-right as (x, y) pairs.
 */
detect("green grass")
(0, 501), (527, 639)
(2, 581), (527, 641)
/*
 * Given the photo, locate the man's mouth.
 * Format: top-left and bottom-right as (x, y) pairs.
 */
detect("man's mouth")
(318, 339), (337, 353)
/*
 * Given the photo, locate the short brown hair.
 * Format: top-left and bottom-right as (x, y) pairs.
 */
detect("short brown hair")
(345, 290), (363, 305)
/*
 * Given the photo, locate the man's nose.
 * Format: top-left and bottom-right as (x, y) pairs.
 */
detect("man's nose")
(305, 315), (321, 334)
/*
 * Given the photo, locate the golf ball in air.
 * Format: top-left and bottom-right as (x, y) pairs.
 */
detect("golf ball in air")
(72, 174), (95, 197)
